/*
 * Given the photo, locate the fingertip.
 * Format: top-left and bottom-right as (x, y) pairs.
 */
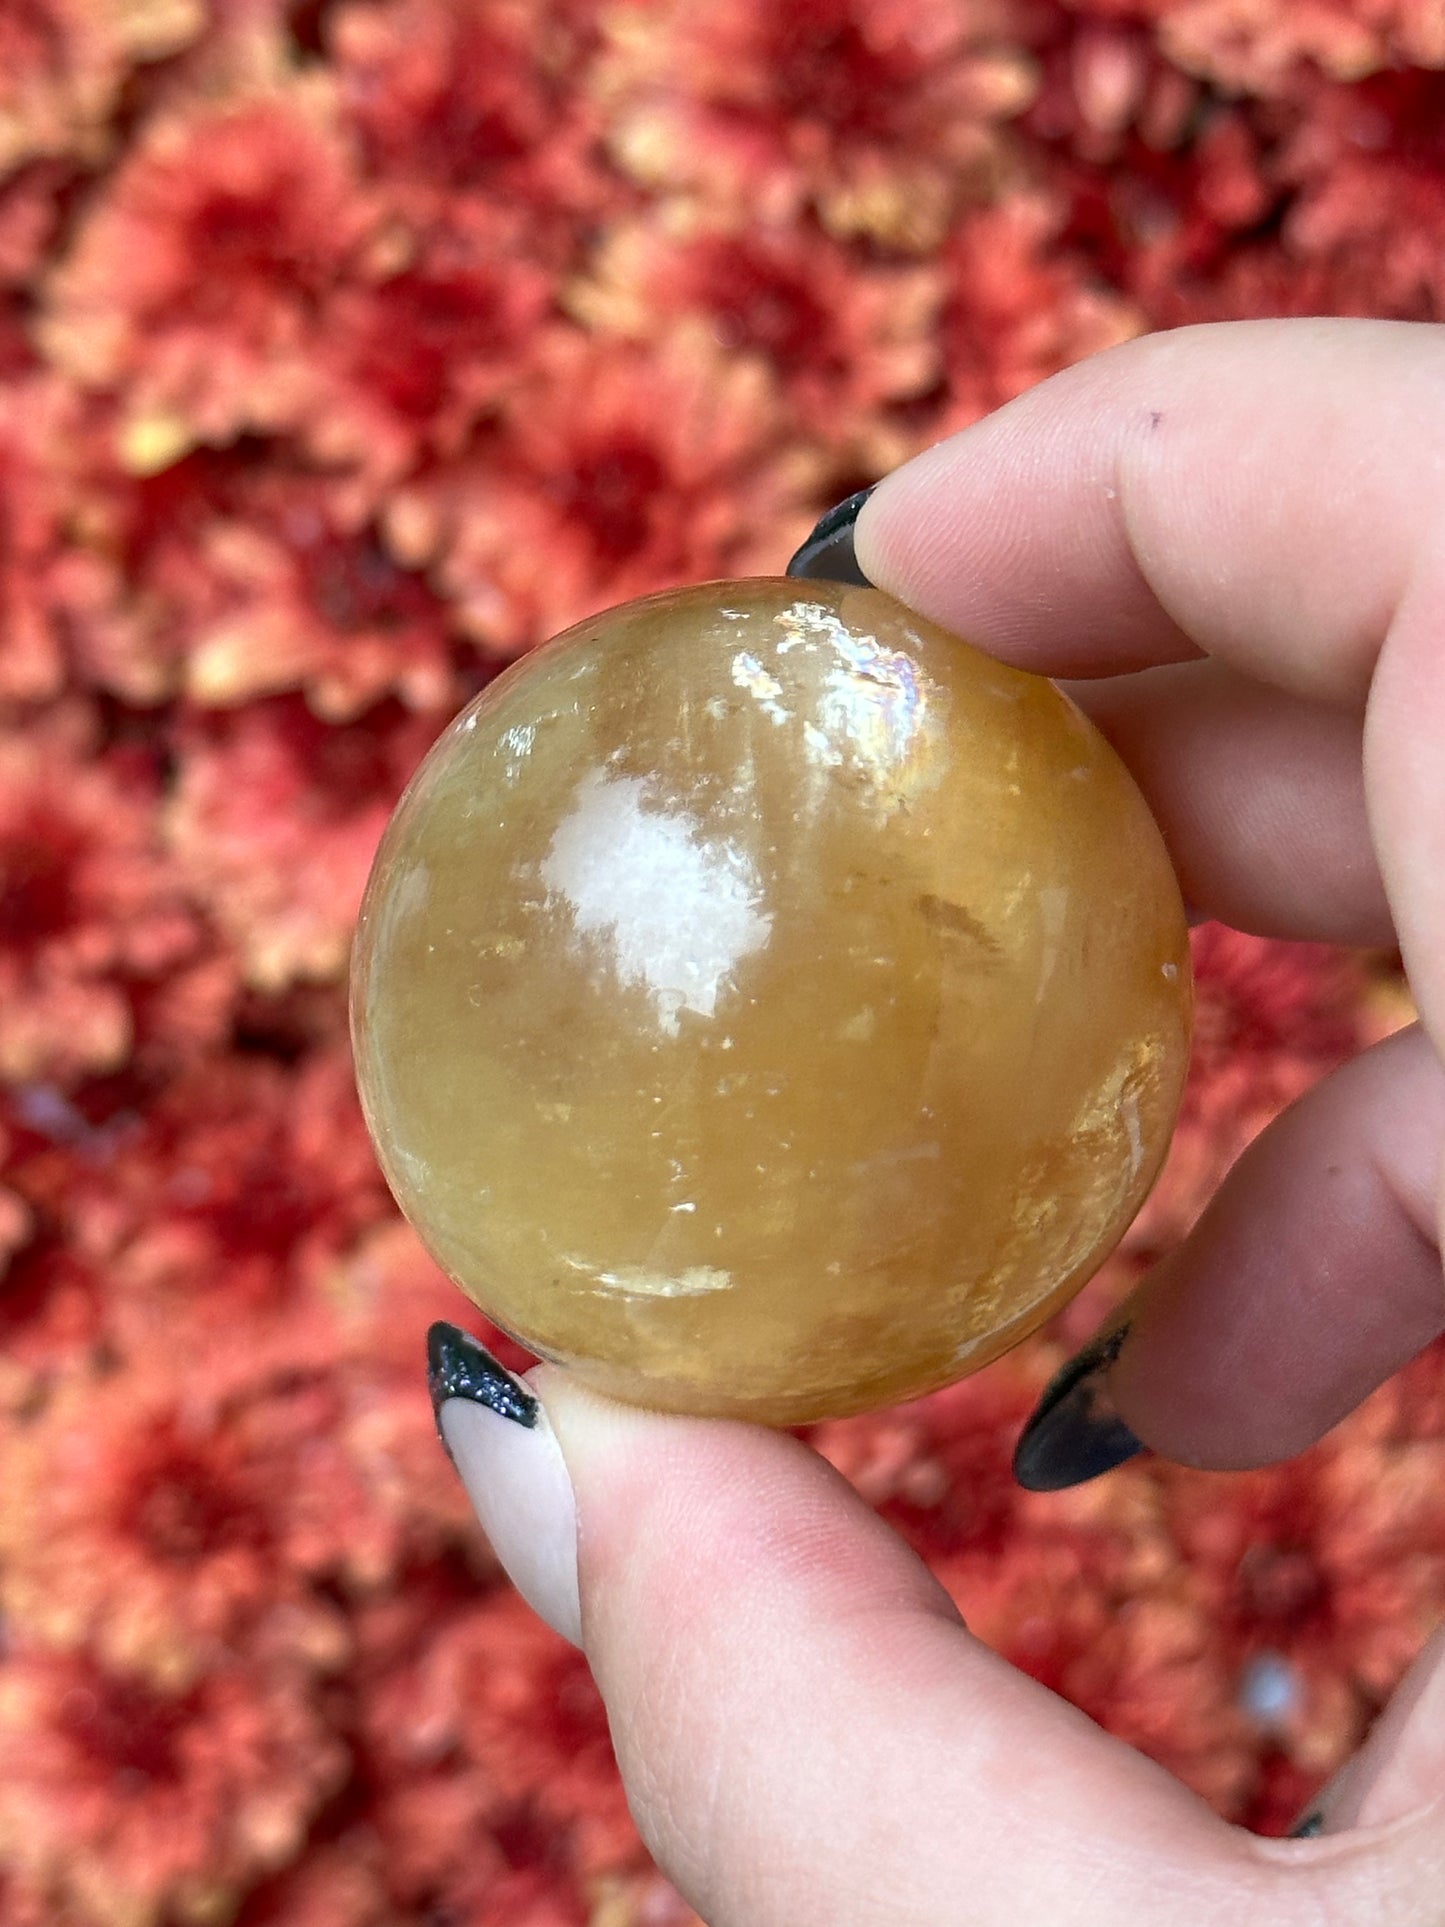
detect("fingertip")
(535, 1364), (957, 1645)
(856, 319), (1445, 700)
(853, 342), (1198, 675)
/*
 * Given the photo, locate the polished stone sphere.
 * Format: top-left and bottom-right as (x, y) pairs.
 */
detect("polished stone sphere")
(352, 579), (1191, 1423)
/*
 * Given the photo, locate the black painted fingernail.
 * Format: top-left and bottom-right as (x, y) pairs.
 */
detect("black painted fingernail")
(1012, 1323), (1143, 1491)
(427, 1320), (537, 1433)
(786, 485), (876, 585)
(1288, 1809), (1325, 1839)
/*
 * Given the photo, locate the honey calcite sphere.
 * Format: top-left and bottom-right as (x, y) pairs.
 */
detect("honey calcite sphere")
(352, 579), (1191, 1424)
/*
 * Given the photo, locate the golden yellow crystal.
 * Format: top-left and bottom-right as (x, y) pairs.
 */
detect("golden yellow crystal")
(352, 580), (1191, 1423)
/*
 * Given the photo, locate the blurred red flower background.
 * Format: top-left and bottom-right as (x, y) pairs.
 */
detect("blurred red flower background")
(0, 0), (1441, 1920)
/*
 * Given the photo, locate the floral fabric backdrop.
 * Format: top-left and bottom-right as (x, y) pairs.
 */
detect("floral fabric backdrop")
(0, 1), (1442, 1922)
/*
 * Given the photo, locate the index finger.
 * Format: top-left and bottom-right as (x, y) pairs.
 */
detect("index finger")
(855, 318), (1445, 703)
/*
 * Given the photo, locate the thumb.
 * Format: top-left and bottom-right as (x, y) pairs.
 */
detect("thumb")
(423, 1325), (1445, 1927)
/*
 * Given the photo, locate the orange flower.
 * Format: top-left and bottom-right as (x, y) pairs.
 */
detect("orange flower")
(0, 1644), (347, 1927)
(389, 330), (822, 653)
(0, 704), (206, 1085)
(599, 0), (1037, 250)
(568, 211), (944, 456)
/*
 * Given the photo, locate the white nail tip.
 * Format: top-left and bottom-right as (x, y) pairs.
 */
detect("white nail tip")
(439, 1394), (584, 1647)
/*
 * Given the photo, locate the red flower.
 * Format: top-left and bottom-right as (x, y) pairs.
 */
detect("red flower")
(51, 442), (459, 718)
(0, 374), (81, 702)
(166, 696), (438, 991)
(1185, 927), (1373, 1128)
(932, 194), (1142, 434)
(1054, 934), (1378, 1303)
(177, 479), (457, 720)
(0, 1222), (106, 1412)
(0, 703), (206, 1085)
(599, 0), (1037, 250)
(813, 1348), (1047, 1567)
(343, 1578), (613, 1922)
(331, 0), (607, 251)
(1376, 1330), (1445, 1447)
(1047, 1545), (1259, 1811)
(0, 0), (203, 178)
(819, 1374), (1260, 1808)
(1161, 1409), (1445, 1795)
(99, 1048), (387, 1395)
(1274, 71), (1445, 320)
(0, 1083), (134, 1415)
(389, 330), (821, 653)
(367, 1587), (640, 1880)
(1018, 18), (1284, 326)
(0, 1372), (372, 1688)
(301, 208), (556, 512)
(360, 1765), (595, 1927)
(333, 1221), (491, 1561)
(1035, 20), (1202, 164)
(0, 163), (71, 377)
(43, 89), (375, 467)
(0, 1644), (347, 1927)
(1154, 0), (1445, 97)
(568, 212), (945, 455)
(2, 0), (1444, 1907)
(230, 1846), (391, 1927)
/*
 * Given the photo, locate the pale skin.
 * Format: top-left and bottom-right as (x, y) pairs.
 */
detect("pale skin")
(527, 320), (1445, 1925)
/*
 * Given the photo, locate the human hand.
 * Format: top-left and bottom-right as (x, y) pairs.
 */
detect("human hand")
(431, 319), (1445, 1925)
